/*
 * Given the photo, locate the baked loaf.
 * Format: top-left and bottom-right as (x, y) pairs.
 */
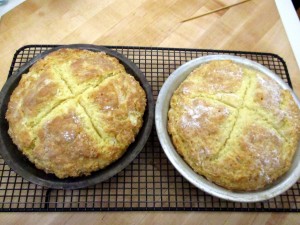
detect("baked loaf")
(6, 48), (146, 179)
(168, 60), (300, 191)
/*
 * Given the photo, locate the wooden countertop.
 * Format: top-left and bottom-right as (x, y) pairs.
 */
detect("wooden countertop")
(0, 0), (299, 224)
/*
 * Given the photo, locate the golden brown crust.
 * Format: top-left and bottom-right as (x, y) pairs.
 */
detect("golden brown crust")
(31, 48), (125, 95)
(31, 101), (105, 178)
(79, 73), (146, 162)
(6, 48), (146, 179)
(168, 96), (237, 159)
(168, 60), (300, 191)
(177, 60), (250, 107)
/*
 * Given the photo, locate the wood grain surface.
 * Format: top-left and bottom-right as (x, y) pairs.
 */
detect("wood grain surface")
(0, 0), (300, 224)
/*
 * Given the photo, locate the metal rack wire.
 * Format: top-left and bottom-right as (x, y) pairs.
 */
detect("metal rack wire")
(0, 45), (299, 212)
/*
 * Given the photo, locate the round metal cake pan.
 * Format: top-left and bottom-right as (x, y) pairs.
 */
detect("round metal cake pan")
(0, 44), (154, 189)
(155, 54), (300, 202)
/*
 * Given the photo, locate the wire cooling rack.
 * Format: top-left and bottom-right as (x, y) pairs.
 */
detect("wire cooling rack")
(0, 45), (299, 212)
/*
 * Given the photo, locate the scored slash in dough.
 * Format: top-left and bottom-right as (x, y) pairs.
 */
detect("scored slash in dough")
(168, 60), (300, 191)
(6, 48), (146, 179)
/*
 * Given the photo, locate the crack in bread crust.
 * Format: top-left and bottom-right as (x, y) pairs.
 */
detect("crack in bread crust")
(53, 66), (74, 94)
(29, 98), (69, 129)
(173, 92), (238, 110)
(215, 71), (252, 159)
(28, 69), (122, 133)
(28, 68), (122, 130)
(169, 73), (250, 161)
(78, 102), (103, 140)
(243, 106), (288, 143)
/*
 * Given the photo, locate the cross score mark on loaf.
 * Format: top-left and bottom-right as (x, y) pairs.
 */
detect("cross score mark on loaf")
(6, 49), (146, 179)
(168, 60), (300, 191)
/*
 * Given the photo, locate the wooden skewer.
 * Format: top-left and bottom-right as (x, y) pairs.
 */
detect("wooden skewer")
(181, 0), (251, 23)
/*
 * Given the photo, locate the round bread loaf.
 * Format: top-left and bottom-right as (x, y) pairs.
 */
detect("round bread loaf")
(168, 60), (300, 191)
(6, 48), (146, 179)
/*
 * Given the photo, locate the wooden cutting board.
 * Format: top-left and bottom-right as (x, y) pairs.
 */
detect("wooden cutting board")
(0, 0), (299, 225)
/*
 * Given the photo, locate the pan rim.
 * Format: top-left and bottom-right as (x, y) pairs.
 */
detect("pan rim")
(155, 54), (300, 202)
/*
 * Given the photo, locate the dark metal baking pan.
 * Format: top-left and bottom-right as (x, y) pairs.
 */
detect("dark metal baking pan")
(0, 44), (154, 189)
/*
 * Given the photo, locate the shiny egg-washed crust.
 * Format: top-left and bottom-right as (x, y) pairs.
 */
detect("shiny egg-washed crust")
(168, 60), (300, 191)
(6, 48), (146, 179)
